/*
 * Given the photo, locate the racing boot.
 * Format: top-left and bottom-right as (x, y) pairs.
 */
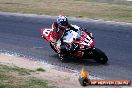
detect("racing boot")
(58, 52), (66, 61)
(58, 45), (67, 61)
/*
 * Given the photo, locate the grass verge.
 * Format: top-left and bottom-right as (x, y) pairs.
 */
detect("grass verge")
(0, 64), (54, 88)
(0, 0), (132, 22)
(36, 68), (46, 72)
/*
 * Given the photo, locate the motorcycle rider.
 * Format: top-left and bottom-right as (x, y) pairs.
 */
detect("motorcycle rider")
(50, 14), (92, 60)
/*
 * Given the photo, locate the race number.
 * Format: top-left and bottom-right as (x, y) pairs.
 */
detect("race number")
(84, 35), (93, 46)
(43, 29), (51, 36)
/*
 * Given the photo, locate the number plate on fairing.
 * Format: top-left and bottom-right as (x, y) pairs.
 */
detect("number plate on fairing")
(81, 35), (93, 46)
(43, 29), (51, 36)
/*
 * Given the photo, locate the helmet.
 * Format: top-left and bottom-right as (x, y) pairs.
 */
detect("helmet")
(57, 15), (68, 28)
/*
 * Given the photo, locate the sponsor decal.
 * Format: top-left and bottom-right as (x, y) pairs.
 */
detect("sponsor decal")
(79, 67), (131, 86)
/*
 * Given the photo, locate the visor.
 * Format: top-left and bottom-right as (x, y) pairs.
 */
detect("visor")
(60, 21), (68, 27)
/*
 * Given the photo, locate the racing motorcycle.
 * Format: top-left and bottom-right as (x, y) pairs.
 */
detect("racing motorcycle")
(40, 28), (108, 64)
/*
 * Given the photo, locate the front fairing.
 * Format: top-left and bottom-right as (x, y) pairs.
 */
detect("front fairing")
(63, 30), (78, 43)
(63, 30), (94, 48)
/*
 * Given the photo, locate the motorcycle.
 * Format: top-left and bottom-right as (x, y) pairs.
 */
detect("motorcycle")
(40, 28), (108, 64)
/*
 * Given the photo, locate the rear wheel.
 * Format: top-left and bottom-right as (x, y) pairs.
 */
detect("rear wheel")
(93, 48), (108, 64)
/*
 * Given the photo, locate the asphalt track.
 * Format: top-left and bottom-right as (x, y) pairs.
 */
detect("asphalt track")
(0, 12), (132, 81)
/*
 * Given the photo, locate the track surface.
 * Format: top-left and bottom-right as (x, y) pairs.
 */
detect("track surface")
(0, 12), (132, 80)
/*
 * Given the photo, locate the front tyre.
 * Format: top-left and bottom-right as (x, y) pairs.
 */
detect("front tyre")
(93, 48), (108, 64)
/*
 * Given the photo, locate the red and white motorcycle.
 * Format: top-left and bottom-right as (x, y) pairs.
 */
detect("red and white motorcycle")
(40, 27), (108, 64)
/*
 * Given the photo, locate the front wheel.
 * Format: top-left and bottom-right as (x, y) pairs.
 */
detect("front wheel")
(93, 48), (108, 64)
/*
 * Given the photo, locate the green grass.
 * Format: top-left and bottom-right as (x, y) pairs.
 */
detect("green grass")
(0, 84), (9, 88)
(0, 0), (132, 22)
(0, 72), (9, 80)
(0, 64), (54, 88)
(75, 0), (132, 5)
(36, 68), (46, 72)
(0, 64), (34, 75)
(30, 78), (53, 88)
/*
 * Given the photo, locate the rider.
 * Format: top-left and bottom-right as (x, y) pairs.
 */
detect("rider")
(50, 14), (92, 60)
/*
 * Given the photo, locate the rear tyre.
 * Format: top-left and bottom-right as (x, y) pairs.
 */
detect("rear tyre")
(93, 48), (108, 64)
